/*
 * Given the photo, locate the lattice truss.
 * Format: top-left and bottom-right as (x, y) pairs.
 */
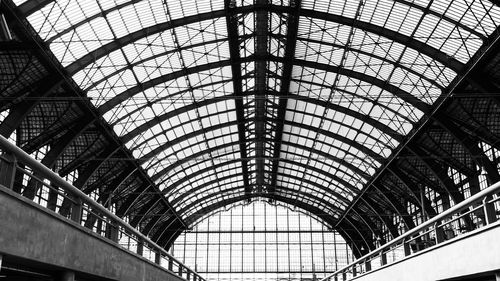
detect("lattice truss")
(2, 0), (500, 255)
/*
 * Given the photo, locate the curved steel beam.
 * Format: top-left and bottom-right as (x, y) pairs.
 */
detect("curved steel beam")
(96, 56), (431, 117)
(159, 153), (359, 200)
(152, 138), (370, 187)
(65, 5), (464, 76)
(122, 93), (403, 149)
(170, 166), (352, 208)
(287, 35), (445, 89)
(140, 117), (384, 179)
(372, 182), (416, 231)
(433, 113), (500, 183)
(360, 196), (400, 239)
(183, 192), (339, 227)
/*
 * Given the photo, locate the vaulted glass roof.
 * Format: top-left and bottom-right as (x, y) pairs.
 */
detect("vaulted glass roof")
(14, 0), (500, 224)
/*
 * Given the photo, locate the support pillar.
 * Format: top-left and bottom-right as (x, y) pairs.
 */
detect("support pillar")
(168, 258), (173, 271)
(155, 250), (161, 265)
(106, 222), (119, 242)
(483, 196), (498, 225)
(365, 260), (371, 272)
(0, 153), (16, 189)
(380, 250), (387, 266)
(435, 221), (445, 244)
(403, 239), (411, 256)
(137, 239), (144, 256)
(70, 197), (82, 223)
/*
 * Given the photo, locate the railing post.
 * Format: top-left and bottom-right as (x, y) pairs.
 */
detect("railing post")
(365, 259), (371, 272)
(106, 222), (119, 242)
(137, 238), (144, 256)
(187, 270), (191, 280)
(0, 153), (16, 189)
(155, 250), (161, 265)
(168, 258), (173, 271)
(434, 221), (445, 244)
(380, 250), (387, 266)
(352, 264), (357, 277)
(70, 197), (82, 223)
(403, 238), (411, 256)
(342, 270), (346, 281)
(178, 264), (184, 277)
(483, 196), (497, 225)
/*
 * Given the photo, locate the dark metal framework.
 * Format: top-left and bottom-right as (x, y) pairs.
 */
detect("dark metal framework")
(1, 0), (500, 259)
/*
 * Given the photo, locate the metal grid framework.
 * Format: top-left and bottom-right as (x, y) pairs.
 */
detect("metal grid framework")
(2, 0), (500, 260)
(171, 200), (354, 281)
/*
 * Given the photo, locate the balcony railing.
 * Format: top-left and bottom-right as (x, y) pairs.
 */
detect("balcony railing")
(320, 180), (500, 281)
(0, 135), (205, 281)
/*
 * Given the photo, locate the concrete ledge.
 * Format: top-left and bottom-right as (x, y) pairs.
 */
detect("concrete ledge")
(352, 221), (500, 281)
(0, 186), (184, 281)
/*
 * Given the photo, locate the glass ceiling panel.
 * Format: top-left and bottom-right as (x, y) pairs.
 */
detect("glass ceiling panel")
(17, 0), (500, 228)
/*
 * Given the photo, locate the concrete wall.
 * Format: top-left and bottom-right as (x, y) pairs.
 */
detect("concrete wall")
(352, 221), (500, 281)
(0, 187), (185, 281)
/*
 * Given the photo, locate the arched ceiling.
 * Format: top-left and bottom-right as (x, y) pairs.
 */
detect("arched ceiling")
(7, 0), (500, 232)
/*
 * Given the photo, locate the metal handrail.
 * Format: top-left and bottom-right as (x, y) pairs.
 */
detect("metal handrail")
(0, 135), (205, 281)
(321, 180), (500, 281)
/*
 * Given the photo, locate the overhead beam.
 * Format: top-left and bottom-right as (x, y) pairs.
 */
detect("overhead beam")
(225, 0), (251, 196)
(269, 0), (301, 197)
(170, 169), (352, 209)
(63, 5), (464, 76)
(152, 137), (371, 189)
(254, 0), (269, 193)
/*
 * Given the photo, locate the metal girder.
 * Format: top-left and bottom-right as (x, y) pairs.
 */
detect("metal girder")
(444, 106), (500, 151)
(284, 119), (387, 161)
(0, 41), (37, 50)
(224, 0), (251, 196)
(116, 182), (151, 217)
(290, 57), (431, 113)
(122, 92), (402, 147)
(137, 120), (239, 161)
(170, 167), (352, 209)
(152, 137), (370, 188)
(156, 219), (185, 250)
(269, 0), (301, 196)
(84, 38), (242, 97)
(284, 34), (444, 90)
(406, 144), (467, 205)
(359, 196), (400, 239)
(177, 184), (344, 220)
(342, 217), (374, 255)
(351, 205), (382, 241)
(100, 165), (138, 207)
(386, 165), (437, 218)
(254, 0), (269, 193)
(0, 73), (63, 138)
(147, 119), (377, 183)
(335, 221), (365, 258)
(184, 192), (338, 227)
(142, 205), (170, 236)
(98, 56), (430, 116)
(433, 113), (500, 183)
(22, 117), (92, 200)
(406, 145), (475, 229)
(18, 0), (53, 16)
(372, 182), (416, 231)
(161, 155), (359, 202)
(64, 5), (464, 76)
(130, 197), (163, 227)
